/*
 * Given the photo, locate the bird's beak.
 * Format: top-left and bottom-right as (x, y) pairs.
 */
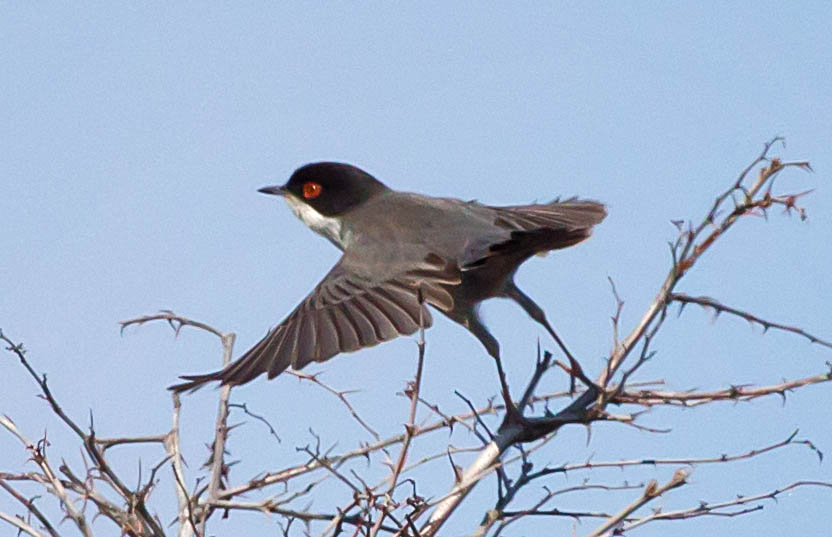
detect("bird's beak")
(257, 185), (287, 196)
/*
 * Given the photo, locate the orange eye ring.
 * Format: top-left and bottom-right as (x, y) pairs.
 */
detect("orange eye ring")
(303, 181), (322, 199)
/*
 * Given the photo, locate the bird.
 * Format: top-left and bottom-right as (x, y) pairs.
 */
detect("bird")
(172, 162), (606, 393)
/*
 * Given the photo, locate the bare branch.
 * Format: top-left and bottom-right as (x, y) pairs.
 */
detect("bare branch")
(608, 276), (625, 354)
(618, 367), (832, 408)
(585, 469), (689, 537)
(671, 293), (832, 349)
(228, 402), (282, 443)
(368, 292), (429, 537)
(0, 416), (94, 537)
(208, 499), (400, 532)
(286, 370), (380, 440)
(622, 480), (832, 532)
(0, 510), (48, 537)
(95, 435), (167, 452)
(165, 392), (198, 537)
(495, 482), (644, 534)
(531, 429), (820, 479)
(120, 310), (225, 339)
(599, 143), (812, 389)
(0, 478), (61, 537)
(199, 332), (236, 535)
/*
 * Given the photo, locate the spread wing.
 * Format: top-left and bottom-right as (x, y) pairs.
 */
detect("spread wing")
(171, 254), (460, 392)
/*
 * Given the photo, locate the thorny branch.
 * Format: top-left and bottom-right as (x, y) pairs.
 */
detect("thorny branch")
(471, 429), (820, 537)
(618, 480), (832, 533)
(199, 331), (235, 536)
(585, 469), (689, 537)
(367, 293), (429, 537)
(286, 370), (381, 440)
(1, 330), (165, 537)
(671, 293), (832, 349)
(617, 368), (832, 408)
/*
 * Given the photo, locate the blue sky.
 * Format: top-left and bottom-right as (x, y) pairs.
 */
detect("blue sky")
(2, 3), (831, 536)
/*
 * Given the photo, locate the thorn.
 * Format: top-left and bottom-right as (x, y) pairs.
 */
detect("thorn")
(536, 338), (542, 367)
(447, 449), (463, 484)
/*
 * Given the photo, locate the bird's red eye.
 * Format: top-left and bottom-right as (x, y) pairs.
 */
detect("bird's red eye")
(303, 181), (322, 199)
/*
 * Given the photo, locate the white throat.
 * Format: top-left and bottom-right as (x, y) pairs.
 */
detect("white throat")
(284, 195), (348, 250)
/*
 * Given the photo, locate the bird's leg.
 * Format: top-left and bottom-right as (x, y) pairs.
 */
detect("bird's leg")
(465, 314), (523, 421)
(504, 281), (595, 393)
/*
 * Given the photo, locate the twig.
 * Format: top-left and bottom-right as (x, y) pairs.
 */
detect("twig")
(2, 330), (168, 537)
(0, 511), (48, 537)
(495, 482), (644, 534)
(0, 416), (94, 537)
(200, 332), (236, 534)
(599, 141), (811, 389)
(420, 387), (600, 535)
(165, 392), (198, 537)
(584, 469), (689, 537)
(207, 499), (400, 532)
(369, 292), (429, 537)
(518, 346), (553, 414)
(120, 310), (224, 339)
(95, 435), (167, 452)
(0, 478), (61, 537)
(120, 311), (238, 534)
(228, 402), (282, 443)
(617, 367), (832, 407)
(370, 446), (483, 491)
(622, 480), (832, 532)
(479, 479), (643, 536)
(671, 293), (832, 349)
(299, 440), (362, 495)
(287, 370), (380, 440)
(58, 465), (142, 533)
(455, 391), (495, 444)
(215, 382), (617, 501)
(529, 429), (820, 478)
(608, 276), (625, 354)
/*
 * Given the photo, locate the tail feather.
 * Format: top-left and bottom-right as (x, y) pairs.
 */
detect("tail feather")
(462, 198), (606, 270)
(493, 198), (607, 233)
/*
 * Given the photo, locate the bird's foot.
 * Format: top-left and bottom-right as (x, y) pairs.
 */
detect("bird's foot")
(487, 350), (528, 431)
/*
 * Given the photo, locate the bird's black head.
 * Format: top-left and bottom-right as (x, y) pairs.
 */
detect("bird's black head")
(260, 162), (389, 217)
